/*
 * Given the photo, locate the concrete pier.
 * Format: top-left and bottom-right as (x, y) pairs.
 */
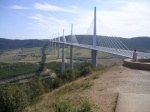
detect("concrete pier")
(57, 32), (60, 59)
(54, 35), (56, 55)
(61, 29), (65, 70)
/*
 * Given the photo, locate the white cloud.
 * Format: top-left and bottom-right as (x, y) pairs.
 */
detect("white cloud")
(34, 3), (78, 13)
(25, 1), (150, 38)
(11, 3), (78, 13)
(71, 1), (150, 38)
(72, 6), (78, 9)
(28, 14), (70, 36)
(11, 5), (30, 9)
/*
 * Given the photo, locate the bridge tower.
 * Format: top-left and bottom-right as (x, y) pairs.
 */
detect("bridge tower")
(61, 29), (65, 70)
(57, 32), (60, 59)
(91, 7), (97, 67)
(70, 24), (74, 69)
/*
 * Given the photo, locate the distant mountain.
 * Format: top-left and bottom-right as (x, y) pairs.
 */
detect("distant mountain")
(120, 37), (150, 52)
(0, 38), (46, 50)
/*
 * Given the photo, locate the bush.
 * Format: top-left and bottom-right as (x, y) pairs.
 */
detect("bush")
(52, 78), (63, 88)
(79, 62), (93, 70)
(27, 77), (45, 103)
(79, 62), (93, 76)
(59, 69), (76, 82)
(0, 84), (29, 112)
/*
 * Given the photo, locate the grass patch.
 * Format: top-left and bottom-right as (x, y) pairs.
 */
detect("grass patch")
(52, 96), (92, 112)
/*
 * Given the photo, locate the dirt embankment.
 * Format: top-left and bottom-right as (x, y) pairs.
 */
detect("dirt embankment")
(82, 65), (150, 112)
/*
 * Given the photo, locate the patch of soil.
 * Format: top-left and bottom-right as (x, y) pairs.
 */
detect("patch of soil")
(82, 65), (150, 112)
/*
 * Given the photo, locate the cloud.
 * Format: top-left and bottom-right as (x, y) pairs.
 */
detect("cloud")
(24, 1), (150, 38)
(11, 3), (78, 13)
(11, 5), (30, 9)
(97, 2), (150, 38)
(34, 3), (78, 13)
(72, 6), (78, 9)
(71, 1), (150, 38)
(28, 14), (70, 35)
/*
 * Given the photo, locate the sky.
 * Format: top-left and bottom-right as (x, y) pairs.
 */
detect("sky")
(0, 0), (150, 39)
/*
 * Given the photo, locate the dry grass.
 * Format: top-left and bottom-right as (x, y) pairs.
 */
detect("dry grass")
(0, 47), (42, 63)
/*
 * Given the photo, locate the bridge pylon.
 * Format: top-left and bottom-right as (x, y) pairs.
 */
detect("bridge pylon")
(91, 7), (97, 67)
(70, 24), (74, 69)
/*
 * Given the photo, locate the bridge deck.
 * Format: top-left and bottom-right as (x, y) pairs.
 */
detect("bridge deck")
(54, 41), (150, 58)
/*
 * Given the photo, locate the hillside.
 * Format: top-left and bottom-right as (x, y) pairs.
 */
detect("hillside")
(0, 38), (45, 51)
(24, 65), (150, 112)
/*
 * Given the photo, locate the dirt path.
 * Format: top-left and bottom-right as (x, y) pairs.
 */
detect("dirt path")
(82, 65), (150, 112)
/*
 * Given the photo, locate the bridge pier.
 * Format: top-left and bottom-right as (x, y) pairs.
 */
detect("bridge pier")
(57, 33), (60, 59)
(50, 39), (52, 51)
(61, 29), (65, 70)
(61, 44), (65, 70)
(70, 45), (73, 69)
(91, 50), (97, 67)
(52, 38), (54, 52)
(54, 36), (56, 55)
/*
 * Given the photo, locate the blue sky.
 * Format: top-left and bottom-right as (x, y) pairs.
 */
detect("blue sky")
(0, 0), (150, 39)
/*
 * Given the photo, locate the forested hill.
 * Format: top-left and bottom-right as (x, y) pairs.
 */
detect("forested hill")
(0, 38), (45, 50)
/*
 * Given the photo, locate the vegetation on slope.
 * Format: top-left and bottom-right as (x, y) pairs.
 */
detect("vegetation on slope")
(24, 63), (107, 112)
(0, 62), (107, 112)
(0, 62), (39, 80)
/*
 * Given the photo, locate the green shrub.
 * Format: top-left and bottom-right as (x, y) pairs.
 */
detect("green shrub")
(79, 62), (93, 70)
(59, 69), (76, 82)
(52, 78), (63, 88)
(77, 62), (94, 77)
(27, 77), (45, 103)
(80, 66), (93, 76)
(0, 84), (29, 112)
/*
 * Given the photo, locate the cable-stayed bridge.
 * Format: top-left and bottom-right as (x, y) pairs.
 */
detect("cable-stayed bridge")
(50, 7), (150, 70)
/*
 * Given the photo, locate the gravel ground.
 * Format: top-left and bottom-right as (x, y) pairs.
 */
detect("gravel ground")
(82, 65), (150, 112)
